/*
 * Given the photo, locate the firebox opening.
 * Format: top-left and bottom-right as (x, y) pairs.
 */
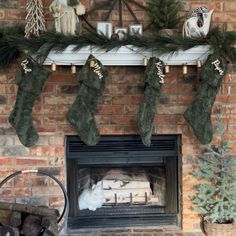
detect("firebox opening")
(66, 135), (180, 229)
(78, 167), (166, 211)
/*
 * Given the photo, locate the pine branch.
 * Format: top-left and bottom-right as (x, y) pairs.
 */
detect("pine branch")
(148, 0), (182, 30)
(0, 25), (235, 69)
(203, 146), (223, 158)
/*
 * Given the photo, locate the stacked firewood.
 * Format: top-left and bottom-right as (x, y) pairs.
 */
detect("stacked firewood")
(102, 169), (156, 205)
(0, 202), (59, 236)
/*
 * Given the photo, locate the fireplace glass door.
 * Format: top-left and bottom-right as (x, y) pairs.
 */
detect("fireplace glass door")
(66, 135), (179, 229)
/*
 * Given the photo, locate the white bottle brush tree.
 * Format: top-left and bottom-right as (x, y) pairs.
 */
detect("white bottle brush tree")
(25, 0), (46, 38)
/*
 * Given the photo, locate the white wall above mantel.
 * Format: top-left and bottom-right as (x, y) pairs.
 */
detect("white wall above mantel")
(43, 45), (211, 66)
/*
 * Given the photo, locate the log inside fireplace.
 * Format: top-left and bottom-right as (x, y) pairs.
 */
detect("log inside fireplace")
(66, 135), (179, 229)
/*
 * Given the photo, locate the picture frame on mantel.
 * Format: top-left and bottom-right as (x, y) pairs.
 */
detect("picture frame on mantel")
(129, 24), (143, 36)
(115, 27), (128, 40)
(97, 22), (113, 38)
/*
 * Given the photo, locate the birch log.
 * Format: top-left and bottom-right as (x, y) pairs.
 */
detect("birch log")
(102, 169), (153, 204)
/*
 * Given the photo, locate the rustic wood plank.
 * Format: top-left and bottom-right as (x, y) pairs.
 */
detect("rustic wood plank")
(10, 211), (21, 227)
(41, 216), (58, 235)
(0, 209), (11, 225)
(22, 215), (42, 236)
(0, 202), (59, 218)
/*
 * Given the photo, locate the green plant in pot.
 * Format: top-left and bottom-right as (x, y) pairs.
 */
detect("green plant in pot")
(148, 0), (182, 35)
(191, 118), (236, 236)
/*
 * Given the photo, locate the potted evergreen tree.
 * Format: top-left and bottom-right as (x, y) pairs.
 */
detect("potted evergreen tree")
(191, 118), (236, 236)
(148, 0), (182, 35)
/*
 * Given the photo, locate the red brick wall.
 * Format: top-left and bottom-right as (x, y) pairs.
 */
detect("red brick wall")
(0, 0), (236, 234)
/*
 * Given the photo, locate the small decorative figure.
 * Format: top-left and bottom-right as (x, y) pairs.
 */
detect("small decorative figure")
(49, 0), (85, 35)
(111, 33), (119, 40)
(182, 7), (214, 38)
(78, 181), (105, 211)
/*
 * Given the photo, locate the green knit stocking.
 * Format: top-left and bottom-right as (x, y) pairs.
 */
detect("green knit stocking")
(9, 58), (51, 147)
(137, 57), (165, 146)
(184, 55), (227, 144)
(66, 55), (110, 145)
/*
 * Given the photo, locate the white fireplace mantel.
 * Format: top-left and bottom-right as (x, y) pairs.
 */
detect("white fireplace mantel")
(43, 45), (211, 66)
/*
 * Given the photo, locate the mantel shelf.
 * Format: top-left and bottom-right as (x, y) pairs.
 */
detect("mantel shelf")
(43, 45), (211, 66)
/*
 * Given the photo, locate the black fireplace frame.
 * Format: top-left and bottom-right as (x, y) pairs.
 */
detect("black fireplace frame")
(66, 135), (180, 229)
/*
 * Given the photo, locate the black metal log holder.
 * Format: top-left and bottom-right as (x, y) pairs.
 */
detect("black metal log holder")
(0, 169), (68, 224)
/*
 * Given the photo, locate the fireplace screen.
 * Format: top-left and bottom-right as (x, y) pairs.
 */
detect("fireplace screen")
(66, 135), (179, 229)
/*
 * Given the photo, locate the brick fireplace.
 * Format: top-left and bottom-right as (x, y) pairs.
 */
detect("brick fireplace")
(1, 63), (235, 236)
(0, 0), (236, 234)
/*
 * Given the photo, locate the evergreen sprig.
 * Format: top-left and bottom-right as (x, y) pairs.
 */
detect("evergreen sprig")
(208, 26), (236, 63)
(0, 26), (25, 69)
(0, 26), (235, 69)
(148, 0), (182, 30)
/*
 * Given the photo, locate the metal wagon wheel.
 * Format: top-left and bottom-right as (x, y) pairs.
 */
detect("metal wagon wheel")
(80, 0), (151, 31)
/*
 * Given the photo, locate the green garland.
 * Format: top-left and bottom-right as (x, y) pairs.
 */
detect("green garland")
(0, 26), (235, 69)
